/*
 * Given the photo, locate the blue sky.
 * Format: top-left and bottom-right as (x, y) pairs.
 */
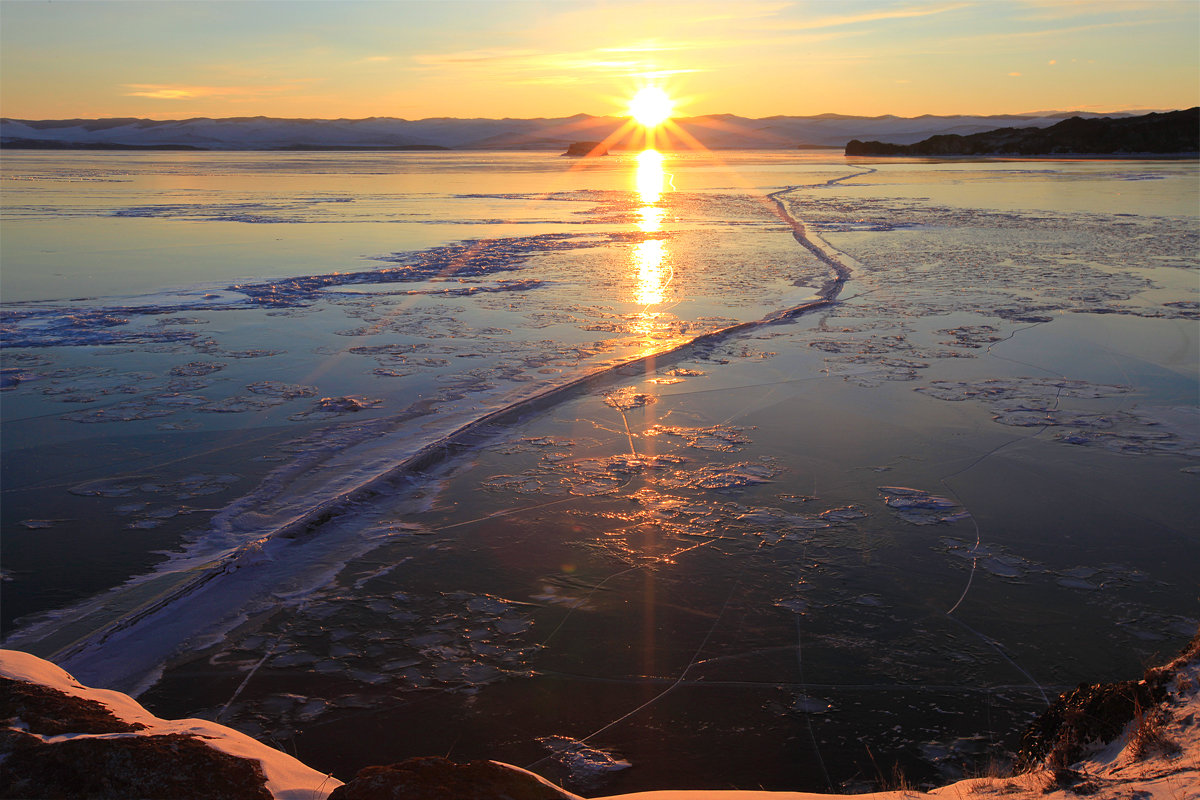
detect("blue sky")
(1, 0), (1196, 119)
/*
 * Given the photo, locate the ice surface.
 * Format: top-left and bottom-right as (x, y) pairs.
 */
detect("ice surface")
(878, 487), (970, 526)
(2, 152), (1196, 794)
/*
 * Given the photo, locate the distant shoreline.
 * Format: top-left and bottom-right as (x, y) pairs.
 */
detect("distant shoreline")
(0, 139), (451, 152)
(0, 142), (1195, 160)
(6, 110), (1190, 153)
(842, 152), (1200, 161)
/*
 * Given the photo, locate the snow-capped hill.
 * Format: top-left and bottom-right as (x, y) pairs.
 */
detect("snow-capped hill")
(1, 112), (1133, 151)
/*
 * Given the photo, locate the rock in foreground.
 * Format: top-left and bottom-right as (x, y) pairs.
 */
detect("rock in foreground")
(2, 728), (274, 800)
(328, 756), (580, 800)
(0, 649), (340, 799)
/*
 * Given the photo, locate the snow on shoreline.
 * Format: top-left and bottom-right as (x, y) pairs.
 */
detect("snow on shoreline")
(3, 643), (1196, 800)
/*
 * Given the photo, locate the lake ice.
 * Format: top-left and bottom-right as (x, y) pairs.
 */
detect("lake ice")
(1, 150), (1196, 793)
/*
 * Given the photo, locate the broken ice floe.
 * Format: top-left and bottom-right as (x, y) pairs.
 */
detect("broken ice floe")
(206, 587), (541, 739)
(806, 329), (957, 387)
(64, 473), (239, 529)
(22, 365), (156, 405)
(917, 379), (1197, 457)
(229, 233), (604, 308)
(489, 435), (576, 457)
(69, 473), (239, 499)
(878, 487), (970, 525)
(19, 519), (63, 530)
(530, 583), (592, 610)
(62, 400), (182, 423)
(483, 452), (690, 498)
(775, 597), (810, 614)
(917, 377), (1132, 403)
(789, 694), (832, 714)
(245, 381), (318, 400)
(1055, 405), (1200, 457)
(818, 505), (868, 522)
(197, 395), (287, 414)
(787, 196), (1179, 325)
(937, 325), (1003, 349)
(169, 361), (226, 377)
(536, 736), (631, 788)
(288, 395), (384, 420)
(667, 461), (780, 491)
(602, 387), (657, 411)
(940, 538), (1035, 579)
(0, 306), (205, 349)
(645, 423), (754, 452)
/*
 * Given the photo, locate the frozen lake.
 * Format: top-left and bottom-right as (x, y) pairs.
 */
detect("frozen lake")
(1, 149), (1197, 793)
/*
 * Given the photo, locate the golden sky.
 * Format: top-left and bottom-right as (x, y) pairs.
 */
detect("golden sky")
(1, 0), (1197, 120)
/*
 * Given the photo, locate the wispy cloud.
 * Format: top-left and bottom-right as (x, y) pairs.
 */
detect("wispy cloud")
(412, 44), (697, 82)
(1011, 0), (1172, 22)
(598, 40), (686, 54)
(125, 86), (196, 100)
(412, 48), (543, 66)
(939, 16), (1162, 49)
(770, 1), (971, 31)
(123, 83), (308, 100)
(688, 1), (795, 23)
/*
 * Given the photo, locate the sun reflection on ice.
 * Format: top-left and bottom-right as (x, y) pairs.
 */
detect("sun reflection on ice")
(630, 149), (674, 347)
(634, 239), (667, 306)
(635, 149), (666, 205)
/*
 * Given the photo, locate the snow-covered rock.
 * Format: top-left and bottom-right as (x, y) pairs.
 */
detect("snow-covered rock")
(2, 638), (1195, 800)
(0, 649), (341, 800)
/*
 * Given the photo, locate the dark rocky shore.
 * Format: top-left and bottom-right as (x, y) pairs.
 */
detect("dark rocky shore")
(846, 107), (1199, 156)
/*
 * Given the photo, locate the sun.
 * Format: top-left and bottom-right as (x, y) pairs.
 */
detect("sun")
(629, 87), (673, 128)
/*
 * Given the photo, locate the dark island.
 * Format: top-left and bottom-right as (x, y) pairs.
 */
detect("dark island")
(562, 141), (607, 156)
(845, 107), (1199, 156)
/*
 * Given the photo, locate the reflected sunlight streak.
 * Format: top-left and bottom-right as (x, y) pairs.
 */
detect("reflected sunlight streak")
(634, 239), (667, 306)
(637, 205), (664, 233)
(636, 149), (666, 204)
(630, 148), (673, 343)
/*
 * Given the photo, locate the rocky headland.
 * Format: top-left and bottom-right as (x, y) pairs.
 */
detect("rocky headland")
(845, 107), (1199, 156)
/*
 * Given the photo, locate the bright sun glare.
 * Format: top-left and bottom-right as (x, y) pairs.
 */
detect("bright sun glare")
(629, 87), (673, 128)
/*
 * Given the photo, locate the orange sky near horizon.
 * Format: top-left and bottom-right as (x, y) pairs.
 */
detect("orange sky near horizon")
(1, 0), (1197, 121)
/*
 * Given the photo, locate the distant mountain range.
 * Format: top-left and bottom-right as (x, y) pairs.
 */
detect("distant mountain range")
(845, 108), (1199, 156)
(0, 111), (1152, 151)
